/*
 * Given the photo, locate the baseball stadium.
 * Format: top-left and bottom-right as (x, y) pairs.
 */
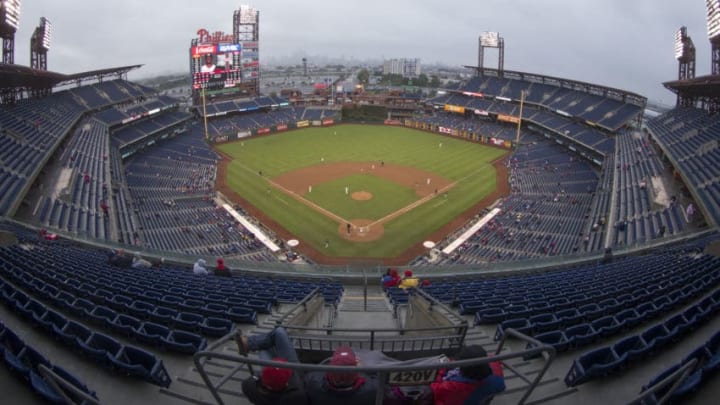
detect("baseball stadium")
(0, 1), (720, 404)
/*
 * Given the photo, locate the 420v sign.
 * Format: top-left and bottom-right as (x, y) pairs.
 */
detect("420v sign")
(387, 369), (438, 385)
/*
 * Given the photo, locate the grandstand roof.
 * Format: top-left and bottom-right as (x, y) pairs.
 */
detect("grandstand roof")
(0, 64), (143, 91)
(0, 64), (66, 89)
(663, 74), (720, 98)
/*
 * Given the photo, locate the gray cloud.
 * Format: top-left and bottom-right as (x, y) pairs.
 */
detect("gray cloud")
(12, 0), (712, 103)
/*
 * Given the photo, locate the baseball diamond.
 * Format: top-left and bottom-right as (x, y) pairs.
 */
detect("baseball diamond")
(215, 124), (509, 263)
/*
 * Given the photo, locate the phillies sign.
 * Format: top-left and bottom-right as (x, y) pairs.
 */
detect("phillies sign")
(197, 28), (234, 44)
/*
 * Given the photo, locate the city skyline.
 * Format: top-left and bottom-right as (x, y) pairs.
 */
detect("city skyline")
(8, 0), (715, 104)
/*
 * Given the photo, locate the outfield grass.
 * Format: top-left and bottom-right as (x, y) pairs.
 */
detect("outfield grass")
(218, 125), (507, 258)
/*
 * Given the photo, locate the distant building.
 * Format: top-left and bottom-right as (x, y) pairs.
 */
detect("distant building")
(383, 58), (421, 78)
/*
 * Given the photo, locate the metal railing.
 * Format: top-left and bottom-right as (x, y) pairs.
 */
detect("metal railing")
(625, 358), (698, 405)
(37, 364), (101, 405)
(193, 328), (556, 405)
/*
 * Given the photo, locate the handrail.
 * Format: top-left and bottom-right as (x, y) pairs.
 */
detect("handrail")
(192, 327), (555, 405)
(273, 287), (320, 326)
(625, 358), (698, 405)
(37, 364), (101, 405)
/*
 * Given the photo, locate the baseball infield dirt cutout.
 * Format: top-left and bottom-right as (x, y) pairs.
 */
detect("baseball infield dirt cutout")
(339, 219), (384, 242)
(351, 191), (373, 201)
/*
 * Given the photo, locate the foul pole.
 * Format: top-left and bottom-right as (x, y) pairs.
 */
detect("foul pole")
(515, 90), (526, 146)
(202, 87), (209, 141)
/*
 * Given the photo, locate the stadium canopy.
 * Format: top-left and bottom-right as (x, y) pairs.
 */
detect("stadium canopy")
(0, 63), (143, 91)
(663, 74), (720, 98)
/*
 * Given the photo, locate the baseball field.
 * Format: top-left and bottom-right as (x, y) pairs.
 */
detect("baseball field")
(215, 124), (508, 262)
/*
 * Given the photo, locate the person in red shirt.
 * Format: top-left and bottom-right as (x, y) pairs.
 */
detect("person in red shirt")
(430, 345), (505, 405)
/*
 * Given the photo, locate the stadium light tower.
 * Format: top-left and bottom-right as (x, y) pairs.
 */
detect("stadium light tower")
(30, 17), (51, 70)
(478, 31), (504, 76)
(708, 0), (720, 75)
(0, 0), (22, 65)
(233, 5), (260, 96)
(675, 26), (696, 81)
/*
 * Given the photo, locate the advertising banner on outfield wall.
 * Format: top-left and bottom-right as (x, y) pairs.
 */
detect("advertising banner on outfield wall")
(213, 135), (229, 143)
(237, 131), (251, 139)
(257, 128), (270, 135)
(439, 126), (453, 134)
(276, 124), (288, 131)
(497, 114), (520, 124)
(404, 119), (414, 127)
(452, 129), (460, 136)
(384, 119), (402, 126)
(321, 119), (334, 126)
(312, 120), (322, 126)
(504, 140), (513, 149)
(489, 137), (505, 146)
(444, 104), (466, 114)
(297, 120), (310, 128)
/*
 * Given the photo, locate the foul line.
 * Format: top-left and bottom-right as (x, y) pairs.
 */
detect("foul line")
(232, 160), (489, 232)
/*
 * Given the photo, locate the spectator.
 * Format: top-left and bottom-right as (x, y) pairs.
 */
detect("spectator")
(399, 270), (419, 290)
(430, 345), (505, 405)
(304, 346), (377, 405)
(382, 268), (401, 289)
(235, 328), (309, 405)
(131, 253), (153, 269)
(214, 257), (231, 277)
(193, 258), (209, 275)
(107, 249), (132, 268)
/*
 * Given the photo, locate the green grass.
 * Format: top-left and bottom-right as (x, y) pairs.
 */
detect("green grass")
(217, 124), (507, 258)
(304, 175), (418, 220)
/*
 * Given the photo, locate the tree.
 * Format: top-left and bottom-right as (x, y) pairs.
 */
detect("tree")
(357, 69), (370, 85)
(415, 74), (429, 87)
(429, 75), (441, 88)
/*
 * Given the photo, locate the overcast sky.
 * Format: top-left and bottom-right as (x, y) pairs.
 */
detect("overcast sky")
(12, 0), (713, 104)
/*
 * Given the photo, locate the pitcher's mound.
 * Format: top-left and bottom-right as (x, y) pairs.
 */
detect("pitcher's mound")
(339, 219), (384, 242)
(351, 191), (373, 201)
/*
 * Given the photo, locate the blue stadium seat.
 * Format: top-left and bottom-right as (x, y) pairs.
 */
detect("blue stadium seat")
(87, 305), (118, 327)
(38, 309), (69, 340)
(108, 294), (133, 312)
(109, 345), (172, 387)
(494, 318), (532, 341)
(173, 312), (204, 332)
(78, 333), (123, 367)
(162, 329), (207, 354)
(150, 306), (178, 325)
(68, 298), (95, 319)
(641, 324), (671, 353)
(225, 306), (257, 324)
(127, 300), (155, 320)
(136, 322), (171, 347)
(565, 346), (622, 386)
(525, 330), (569, 357)
(591, 315), (620, 338)
(109, 313), (142, 337)
(6, 345), (51, 380)
(58, 320), (92, 349)
(565, 323), (598, 348)
(612, 335), (648, 365)
(200, 316), (233, 337)
(475, 308), (507, 325)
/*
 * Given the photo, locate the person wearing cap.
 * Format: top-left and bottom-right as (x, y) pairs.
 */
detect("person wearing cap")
(241, 357), (308, 405)
(430, 345), (505, 405)
(304, 346), (377, 405)
(382, 268), (401, 289)
(214, 257), (231, 277)
(235, 328), (309, 405)
(398, 270), (419, 290)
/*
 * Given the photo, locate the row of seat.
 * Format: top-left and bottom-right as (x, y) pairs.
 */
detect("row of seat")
(0, 278), (172, 387)
(0, 320), (99, 404)
(639, 329), (720, 403)
(563, 289), (720, 387)
(495, 268), (718, 344)
(1, 265), (243, 338)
